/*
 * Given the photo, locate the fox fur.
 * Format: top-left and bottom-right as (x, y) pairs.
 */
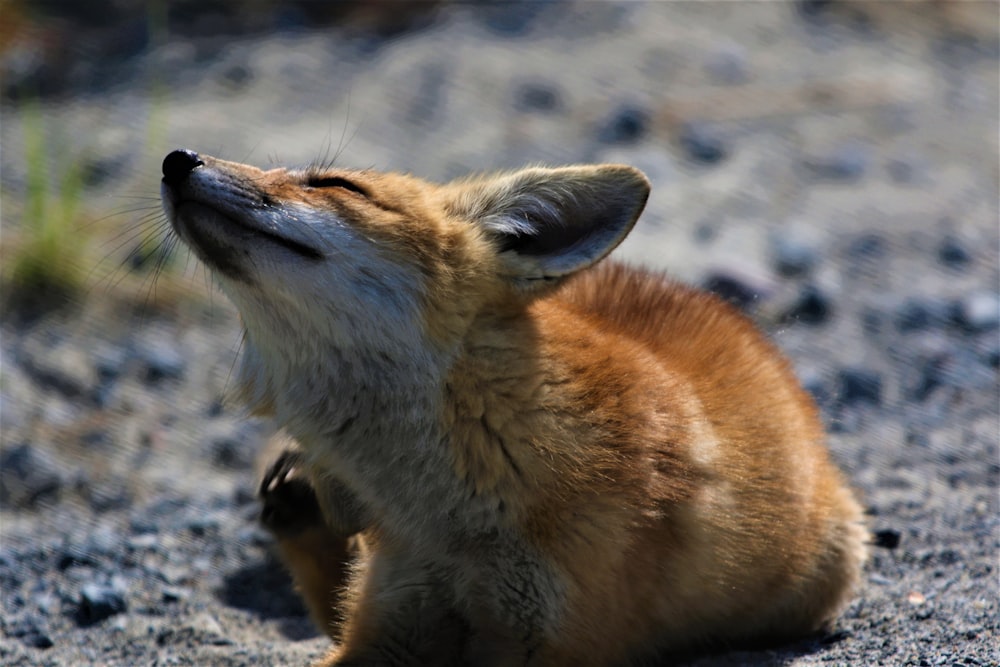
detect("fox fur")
(161, 150), (867, 666)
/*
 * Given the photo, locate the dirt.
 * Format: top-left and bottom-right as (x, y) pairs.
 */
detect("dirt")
(1, 2), (997, 665)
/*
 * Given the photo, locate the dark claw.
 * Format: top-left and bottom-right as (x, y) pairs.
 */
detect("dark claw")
(259, 450), (324, 535)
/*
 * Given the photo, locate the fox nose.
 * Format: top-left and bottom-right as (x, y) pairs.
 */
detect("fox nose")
(162, 149), (204, 185)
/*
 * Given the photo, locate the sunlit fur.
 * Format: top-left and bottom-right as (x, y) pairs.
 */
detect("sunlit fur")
(162, 154), (867, 666)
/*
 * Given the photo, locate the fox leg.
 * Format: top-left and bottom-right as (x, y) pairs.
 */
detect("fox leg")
(316, 551), (468, 667)
(259, 449), (363, 639)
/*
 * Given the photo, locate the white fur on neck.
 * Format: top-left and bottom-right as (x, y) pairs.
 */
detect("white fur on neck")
(221, 236), (495, 545)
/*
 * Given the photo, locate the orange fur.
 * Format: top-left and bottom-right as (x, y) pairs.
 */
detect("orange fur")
(161, 151), (867, 666)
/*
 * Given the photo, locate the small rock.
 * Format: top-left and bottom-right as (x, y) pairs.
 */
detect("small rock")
(872, 529), (901, 549)
(771, 234), (819, 278)
(129, 516), (159, 535)
(93, 345), (128, 382)
(847, 233), (888, 260)
(837, 368), (883, 406)
(77, 578), (128, 626)
(0, 444), (66, 508)
(910, 349), (997, 401)
(805, 141), (871, 181)
(478, 3), (547, 36)
(220, 63), (252, 89)
(937, 235), (971, 269)
(83, 483), (132, 513)
(156, 612), (231, 647)
(782, 284), (833, 325)
(207, 398), (226, 417)
(208, 430), (255, 470)
(513, 81), (562, 113)
(8, 616), (54, 649)
(796, 0), (835, 19)
(704, 43), (749, 85)
(702, 269), (773, 311)
(951, 291), (999, 332)
(894, 298), (951, 333)
(909, 354), (947, 401)
(187, 515), (220, 537)
(161, 586), (189, 603)
(597, 105), (649, 145)
(138, 341), (186, 384)
(678, 122), (727, 164)
(20, 345), (95, 399)
(34, 591), (57, 616)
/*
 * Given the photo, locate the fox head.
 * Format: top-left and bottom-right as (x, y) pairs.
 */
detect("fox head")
(160, 150), (649, 415)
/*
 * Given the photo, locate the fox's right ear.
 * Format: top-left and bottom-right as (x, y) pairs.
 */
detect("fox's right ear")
(447, 165), (650, 290)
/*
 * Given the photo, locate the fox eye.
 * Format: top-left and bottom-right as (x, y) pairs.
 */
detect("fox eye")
(307, 175), (368, 197)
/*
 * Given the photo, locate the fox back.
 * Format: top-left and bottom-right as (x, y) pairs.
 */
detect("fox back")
(161, 149), (866, 666)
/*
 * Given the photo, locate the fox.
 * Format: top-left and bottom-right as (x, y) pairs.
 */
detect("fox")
(160, 147), (867, 666)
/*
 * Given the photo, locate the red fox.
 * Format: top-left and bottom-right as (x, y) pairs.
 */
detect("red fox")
(161, 148), (867, 666)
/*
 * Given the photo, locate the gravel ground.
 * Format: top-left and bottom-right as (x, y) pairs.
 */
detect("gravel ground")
(1, 2), (998, 665)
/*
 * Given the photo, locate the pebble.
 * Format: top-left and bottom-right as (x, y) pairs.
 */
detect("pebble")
(951, 291), (999, 332)
(678, 121), (727, 165)
(873, 529), (902, 549)
(937, 235), (971, 270)
(796, 0), (835, 19)
(478, 3), (546, 36)
(847, 233), (888, 260)
(84, 482), (132, 513)
(19, 345), (95, 400)
(837, 368), (883, 406)
(513, 81), (562, 113)
(910, 349), (997, 401)
(220, 64), (252, 89)
(77, 578), (128, 626)
(702, 269), (773, 311)
(138, 340), (186, 384)
(704, 43), (749, 85)
(894, 298), (952, 333)
(161, 587), (189, 604)
(0, 444), (66, 509)
(805, 141), (871, 181)
(782, 284), (833, 325)
(7, 616), (55, 649)
(207, 423), (258, 470)
(597, 105), (649, 145)
(771, 233), (820, 278)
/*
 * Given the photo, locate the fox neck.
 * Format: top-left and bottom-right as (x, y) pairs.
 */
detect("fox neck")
(236, 302), (483, 536)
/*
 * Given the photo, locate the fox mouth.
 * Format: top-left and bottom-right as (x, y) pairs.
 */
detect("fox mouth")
(164, 196), (324, 283)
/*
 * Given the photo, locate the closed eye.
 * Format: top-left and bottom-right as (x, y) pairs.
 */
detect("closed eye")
(306, 175), (368, 197)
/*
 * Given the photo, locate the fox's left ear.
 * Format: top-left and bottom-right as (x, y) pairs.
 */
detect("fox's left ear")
(450, 165), (650, 288)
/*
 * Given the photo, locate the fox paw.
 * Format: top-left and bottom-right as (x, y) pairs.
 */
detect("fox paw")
(259, 449), (325, 536)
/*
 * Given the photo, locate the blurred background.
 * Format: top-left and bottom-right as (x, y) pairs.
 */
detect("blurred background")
(1, 1), (997, 665)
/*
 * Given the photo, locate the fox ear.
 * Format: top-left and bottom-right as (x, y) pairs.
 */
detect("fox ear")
(451, 165), (650, 287)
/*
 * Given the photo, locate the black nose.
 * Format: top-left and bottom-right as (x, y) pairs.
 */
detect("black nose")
(162, 149), (204, 184)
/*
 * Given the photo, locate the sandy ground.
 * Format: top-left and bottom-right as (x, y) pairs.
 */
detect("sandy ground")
(1, 2), (998, 665)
